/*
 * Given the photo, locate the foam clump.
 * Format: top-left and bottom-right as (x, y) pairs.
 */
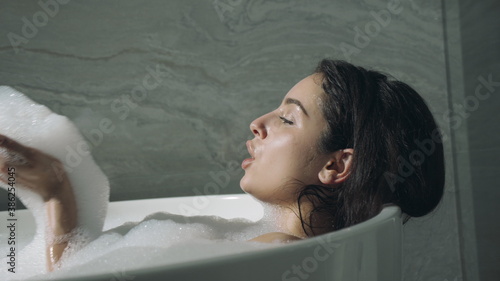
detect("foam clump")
(0, 86), (110, 279)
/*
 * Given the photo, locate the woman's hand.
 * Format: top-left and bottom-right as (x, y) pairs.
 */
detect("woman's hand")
(0, 134), (77, 271)
(0, 134), (70, 201)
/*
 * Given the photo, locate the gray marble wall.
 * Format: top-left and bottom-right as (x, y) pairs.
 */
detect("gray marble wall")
(0, 0), (471, 280)
(458, 0), (500, 280)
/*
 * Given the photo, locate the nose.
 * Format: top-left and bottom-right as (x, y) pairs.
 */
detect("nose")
(249, 113), (269, 139)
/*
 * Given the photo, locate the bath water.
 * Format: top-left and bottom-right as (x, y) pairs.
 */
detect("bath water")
(0, 86), (282, 280)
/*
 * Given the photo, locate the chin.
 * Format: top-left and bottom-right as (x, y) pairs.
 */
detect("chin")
(239, 179), (259, 200)
(239, 177), (274, 203)
(239, 177), (250, 193)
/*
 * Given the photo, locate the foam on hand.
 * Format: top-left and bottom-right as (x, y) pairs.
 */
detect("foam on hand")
(0, 86), (110, 279)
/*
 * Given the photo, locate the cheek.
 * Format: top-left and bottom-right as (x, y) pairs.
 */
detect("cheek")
(240, 133), (321, 201)
(262, 134), (299, 159)
(258, 143), (311, 188)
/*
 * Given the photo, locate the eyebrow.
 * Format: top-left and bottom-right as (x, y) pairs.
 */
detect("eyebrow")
(285, 98), (309, 116)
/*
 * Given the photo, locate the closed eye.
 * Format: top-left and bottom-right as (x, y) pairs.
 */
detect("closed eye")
(279, 116), (294, 125)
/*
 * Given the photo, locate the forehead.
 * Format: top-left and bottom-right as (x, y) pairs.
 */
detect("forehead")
(283, 74), (325, 115)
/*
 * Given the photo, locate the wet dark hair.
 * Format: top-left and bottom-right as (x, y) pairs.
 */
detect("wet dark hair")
(297, 59), (445, 236)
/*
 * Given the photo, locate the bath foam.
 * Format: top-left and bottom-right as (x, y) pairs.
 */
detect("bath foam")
(39, 212), (282, 280)
(0, 86), (110, 278)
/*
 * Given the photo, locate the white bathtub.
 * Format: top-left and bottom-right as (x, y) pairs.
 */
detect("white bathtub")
(1, 194), (402, 281)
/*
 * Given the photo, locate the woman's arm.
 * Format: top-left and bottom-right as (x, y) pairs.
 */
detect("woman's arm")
(0, 135), (77, 271)
(44, 170), (77, 271)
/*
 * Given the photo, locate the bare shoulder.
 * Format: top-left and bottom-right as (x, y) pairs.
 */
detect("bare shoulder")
(250, 232), (303, 243)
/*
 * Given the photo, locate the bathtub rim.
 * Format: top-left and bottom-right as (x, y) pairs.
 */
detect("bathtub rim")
(47, 193), (402, 281)
(126, 202), (402, 279)
(0, 193), (402, 280)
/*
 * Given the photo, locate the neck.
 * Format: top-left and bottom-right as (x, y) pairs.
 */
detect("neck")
(272, 201), (312, 239)
(274, 199), (333, 238)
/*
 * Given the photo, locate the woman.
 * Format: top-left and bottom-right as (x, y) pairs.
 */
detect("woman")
(0, 59), (445, 270)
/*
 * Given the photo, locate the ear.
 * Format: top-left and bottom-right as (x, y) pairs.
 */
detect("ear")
(318, 149), (354, 186)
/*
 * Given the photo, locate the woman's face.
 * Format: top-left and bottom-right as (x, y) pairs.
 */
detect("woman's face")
(240, 74), (331, 206)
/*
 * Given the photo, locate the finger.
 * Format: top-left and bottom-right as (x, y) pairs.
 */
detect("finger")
(0, 134), (9, 146)
(0, 170), (35, 194)
(0, 135), (32, 155)
(0, 135), (33, 165)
